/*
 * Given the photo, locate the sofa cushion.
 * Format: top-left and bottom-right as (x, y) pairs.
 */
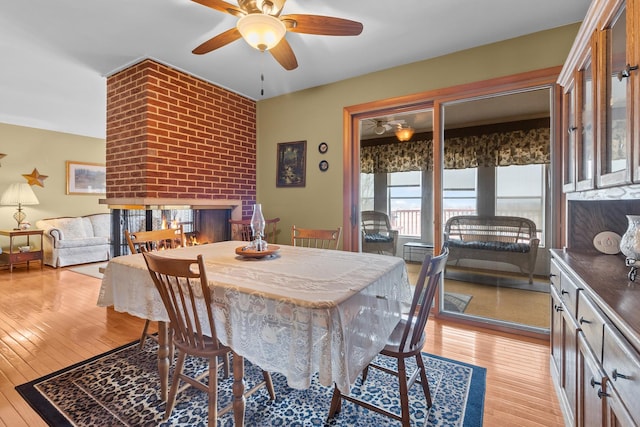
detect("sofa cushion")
(52, 217), (88, 239)
(364, 233), (394, 243)
(56, 236), (109, 249)
(448, 239), (531, 253)
(89, 214), (111, 239)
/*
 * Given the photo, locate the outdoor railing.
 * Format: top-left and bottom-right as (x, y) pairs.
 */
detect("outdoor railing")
(391, 209), (541, 238)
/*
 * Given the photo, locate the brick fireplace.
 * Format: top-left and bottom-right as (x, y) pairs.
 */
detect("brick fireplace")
(101, 59), (257, 254)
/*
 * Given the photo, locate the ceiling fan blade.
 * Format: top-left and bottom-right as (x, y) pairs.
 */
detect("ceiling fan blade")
(269, 38), (298, 70)
(281, 14), (363, 36)
(191, 0), (244, 17)
(193, 28), (242, 54)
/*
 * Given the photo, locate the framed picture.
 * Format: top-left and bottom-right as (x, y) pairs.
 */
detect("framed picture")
(276, 140), (306, 187)
(66, 161), (107, 195)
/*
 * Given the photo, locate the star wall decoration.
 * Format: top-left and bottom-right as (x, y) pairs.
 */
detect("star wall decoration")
(23, 168), (48, 187)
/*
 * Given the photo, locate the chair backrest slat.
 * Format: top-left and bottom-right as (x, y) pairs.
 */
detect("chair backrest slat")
(125, 226), (185, 254)
(400, 245), (449, 351)
(143, 252), (221, 351)
(291, 225), (342, 250)
(229, 217), (280, 244)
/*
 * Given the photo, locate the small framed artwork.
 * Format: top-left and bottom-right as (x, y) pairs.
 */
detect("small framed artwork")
(318, 142), (328, 154)
(66, 161), (107, 195)
(276, 141), (306, 187)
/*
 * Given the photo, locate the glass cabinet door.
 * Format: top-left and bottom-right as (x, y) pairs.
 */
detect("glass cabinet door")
(577, 55), (595, 190)
(563, 82), (576, 192)
(598, 6), (631, 187)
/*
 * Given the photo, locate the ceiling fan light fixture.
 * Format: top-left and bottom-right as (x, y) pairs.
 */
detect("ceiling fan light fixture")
(374, 122), (386, 135)
(395, 125), (414, 142)
(237, 13), (286, 52)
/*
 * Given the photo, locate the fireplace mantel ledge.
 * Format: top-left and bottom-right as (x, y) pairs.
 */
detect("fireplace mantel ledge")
(99, 198), (242, 218)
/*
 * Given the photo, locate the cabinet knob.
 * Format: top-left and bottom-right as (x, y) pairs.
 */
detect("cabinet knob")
(597, 389), (609, 399)
(554, 304), (563, 312)
(590, 377), (601, 388)
(612, 369), (630, 381)
(561, 289), (569, 296)
(567, 126), (577, 134)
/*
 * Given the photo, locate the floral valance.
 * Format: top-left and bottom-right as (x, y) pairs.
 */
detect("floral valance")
(361, 127), (550, 173)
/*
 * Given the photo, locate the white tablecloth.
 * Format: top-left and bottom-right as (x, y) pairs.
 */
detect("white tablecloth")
(98, 240), (411, 392)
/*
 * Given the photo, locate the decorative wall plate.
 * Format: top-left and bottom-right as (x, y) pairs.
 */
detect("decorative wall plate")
(593, 231), (621, 255)
(319, 160), (329, 171)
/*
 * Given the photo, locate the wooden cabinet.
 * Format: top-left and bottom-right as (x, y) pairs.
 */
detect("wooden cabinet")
(559, 0), (640, 192)
(550, 250), (640, 427)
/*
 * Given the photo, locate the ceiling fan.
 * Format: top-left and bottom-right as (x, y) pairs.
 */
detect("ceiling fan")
(365, 118), (405, 135)
(191, 0), (363, 71)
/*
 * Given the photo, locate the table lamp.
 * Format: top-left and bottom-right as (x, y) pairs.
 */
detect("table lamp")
(0, 183), (40, 229)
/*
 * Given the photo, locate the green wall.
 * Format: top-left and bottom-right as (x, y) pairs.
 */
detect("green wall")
(0, 123), (107, 231)
(256, 23), (581, 245)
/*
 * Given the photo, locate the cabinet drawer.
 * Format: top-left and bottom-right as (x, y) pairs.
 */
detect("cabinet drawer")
(558, 269), (580, 316)
(577, 291), (606, 361)
(550, 258), (562, 293)
(603, 323), (640, 425)
(12, 251), (42, 262)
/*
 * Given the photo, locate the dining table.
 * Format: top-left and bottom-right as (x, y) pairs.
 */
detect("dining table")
(97, 240), (411, 425)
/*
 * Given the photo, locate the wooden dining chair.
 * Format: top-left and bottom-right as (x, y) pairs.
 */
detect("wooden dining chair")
(125, 226), (186, 349)
(142, 251), (276, 426)
(229, 217), (281, 243)
(291, 225), (342, 249)
(327, 245), (449, 427)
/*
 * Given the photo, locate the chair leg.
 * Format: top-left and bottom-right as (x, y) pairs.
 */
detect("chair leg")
(327, 386), (342, 418)
(165, 351), (186, 420)
(415, 353), (432, 407)
(208, 355), (219, 426)
(362, 364), (370, 382)
(262, 371), (276, 400)
(139, 319), (151, 349)
(397, 358), (411, 427)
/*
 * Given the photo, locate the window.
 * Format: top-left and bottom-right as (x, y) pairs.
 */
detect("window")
(443, 168), (477, 224)
(388, 171), (421, 237)
(496, 164), (545, 242)
(360, 173), (375, 211)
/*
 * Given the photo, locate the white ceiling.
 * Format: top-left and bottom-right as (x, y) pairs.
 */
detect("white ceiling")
(0, 0), (590, 139)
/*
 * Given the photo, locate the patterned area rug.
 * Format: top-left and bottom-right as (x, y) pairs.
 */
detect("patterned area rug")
(444, 292), (472, 313)
(17, 339), (485, 426)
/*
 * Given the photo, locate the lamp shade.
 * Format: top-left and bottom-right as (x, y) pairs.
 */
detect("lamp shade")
(395, 126), (415, 142)
(0, 183), (39, 206)
(237, 13), (286, 51)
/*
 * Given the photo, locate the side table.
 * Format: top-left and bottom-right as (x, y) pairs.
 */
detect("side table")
(0, 229), (44, 272)
(403, 241), (434, 263)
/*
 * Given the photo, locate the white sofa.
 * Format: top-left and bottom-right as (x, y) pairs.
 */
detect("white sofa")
(36, 214), (111, 267)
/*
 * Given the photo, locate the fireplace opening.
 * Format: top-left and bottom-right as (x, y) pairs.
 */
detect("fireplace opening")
(109, 208), (231, 256)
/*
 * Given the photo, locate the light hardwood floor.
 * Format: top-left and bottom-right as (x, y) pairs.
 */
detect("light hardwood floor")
(0, 264), (564, 426)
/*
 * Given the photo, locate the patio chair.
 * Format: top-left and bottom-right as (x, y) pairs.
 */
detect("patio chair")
(361, 210), (398, 256)
(327, 244), (449, 427)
